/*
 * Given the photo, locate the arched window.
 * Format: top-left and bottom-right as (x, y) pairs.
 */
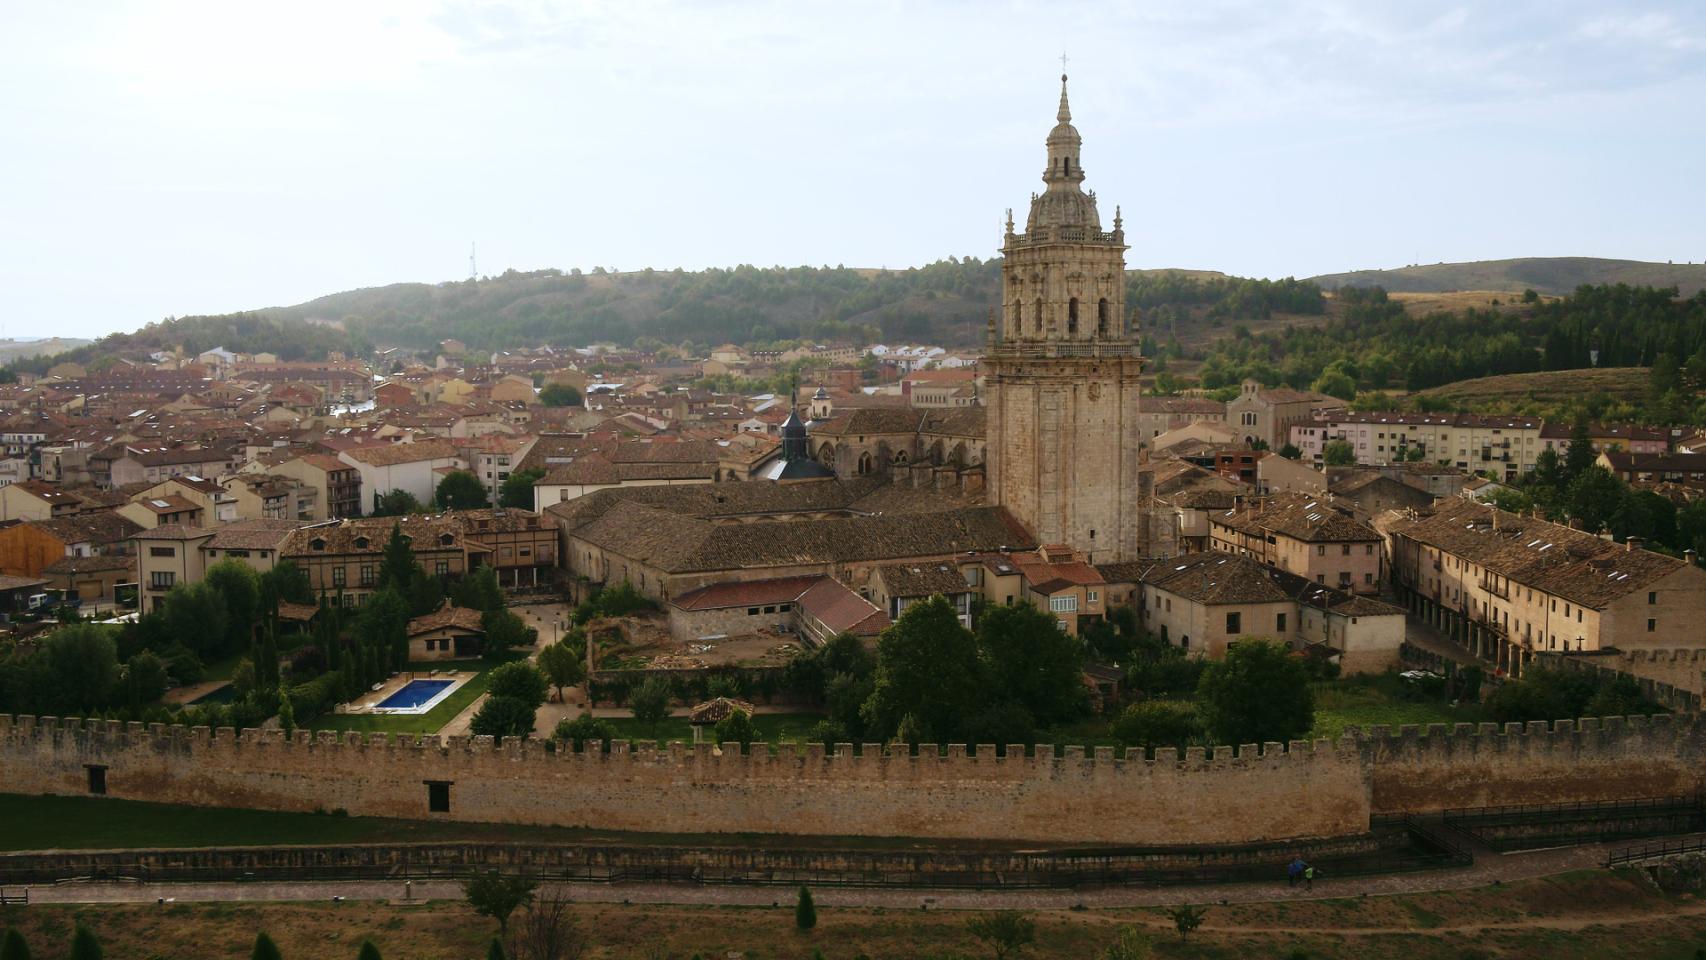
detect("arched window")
(1068, 298), (1079, 335)
(893, 450), (908, 465)
(1011, 301), (1021, 336)
(857, 452), (873, 475)
(1097, 298), (1109, 336)
(1033, 298), (1043, 333)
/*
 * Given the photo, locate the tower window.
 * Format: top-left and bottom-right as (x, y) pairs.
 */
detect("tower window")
(1068, 298), (1079, 335)
(1034, 298), (1043, 333)
(1098, 298), (1110, 336)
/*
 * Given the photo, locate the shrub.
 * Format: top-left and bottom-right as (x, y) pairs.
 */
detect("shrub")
(1111, 700), (1202, 752)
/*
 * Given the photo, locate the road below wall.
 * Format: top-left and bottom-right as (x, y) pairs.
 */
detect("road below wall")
(10, 838), (1617, 910)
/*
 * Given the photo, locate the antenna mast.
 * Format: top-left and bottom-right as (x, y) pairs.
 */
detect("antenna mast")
(469, 242), (477, 280)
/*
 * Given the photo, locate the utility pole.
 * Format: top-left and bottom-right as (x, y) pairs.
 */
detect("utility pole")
(469, 242), (477, 281)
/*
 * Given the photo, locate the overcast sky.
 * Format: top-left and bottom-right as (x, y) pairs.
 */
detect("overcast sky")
(3, 1), (1703, 340)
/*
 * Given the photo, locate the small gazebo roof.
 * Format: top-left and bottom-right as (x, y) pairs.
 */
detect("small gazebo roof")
(687, 697), (755, 726)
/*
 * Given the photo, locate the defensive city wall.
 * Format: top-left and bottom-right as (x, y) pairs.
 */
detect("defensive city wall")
(1, 713), (1702, 847)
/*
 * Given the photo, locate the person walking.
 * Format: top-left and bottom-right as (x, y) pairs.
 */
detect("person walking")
(1304, 864), (1315, 890)
(1287, 857), (1304, 887)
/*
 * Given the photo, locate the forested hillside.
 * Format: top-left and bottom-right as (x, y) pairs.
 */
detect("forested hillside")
(1310, 257), (1706, 297)
(12, 262), (1325, 370)
(1187, 284), (1706, 424)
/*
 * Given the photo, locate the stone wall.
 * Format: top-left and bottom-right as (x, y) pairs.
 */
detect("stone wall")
(4, 714), (1703, 848)
(0, 716), (1365, 847)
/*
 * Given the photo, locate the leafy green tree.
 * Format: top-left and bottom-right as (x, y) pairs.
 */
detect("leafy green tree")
(975, 602), (1088, 727)
(1322, 440), (1356, 467)
(1166, 904), (1207, 940)
(1611, 490), (1678, 548)
(1310, 367), (1356, 400)
(205, 560), (259, 649)
(1564, 418), (1596, 481)
(469, 695), (537, 739)
(553, 712), (614, 751)
(795, 885), (817, 931)
(713, 707), (757, 752)
(371, 489), (423, 517)
(1111, 700), (1202, 752)
(538, 382), (582, 407)
(481, 608), (537, 661)
(1100, 927), (1150, 960)
(486, 661), (549, 709)
(536, 642), (584, 702)
(435, 470), (488, 510)
(277, 687), (296, 735)
(862, 595), (982, 743)
(358, 589), (411, 671)
(69, 925), (102, 960)
(44, 625), (121, 713)
(630, 675), (673, 731)
(1564, 466), (1626, 535)
(452, 565), (504, 614)
(462, 872), (537, 932)
(498, 468), (545, 509)
(810, 719), (848, 750)
(250, 932), (283, 960)
(1277, 442), (1302, 460)
(377, 522), (418, 594)
(356, 940), (382, 960)
(966, 911), (1035, 960)
(1196, 640), (1314, 746)
(1, 928), (32, 960)
(160, 581), (232, 658)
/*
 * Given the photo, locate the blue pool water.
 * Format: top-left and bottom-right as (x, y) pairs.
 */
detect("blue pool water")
(376, 679), (455, 711)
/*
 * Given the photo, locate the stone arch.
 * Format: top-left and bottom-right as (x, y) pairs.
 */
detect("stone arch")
(949, 441), (968, 467)
(893, 449), (909, 465)
(1097, 298), (1110, 337)
(1034, 297), (1043, 333)
(817, 441), (835, 465)
(857, 451), (873, 475)
(1068, 297), (1079, 335)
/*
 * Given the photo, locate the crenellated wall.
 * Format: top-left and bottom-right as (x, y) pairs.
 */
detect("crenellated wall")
(0, 716), (1368, 847)
(3, 713), (1703, 847)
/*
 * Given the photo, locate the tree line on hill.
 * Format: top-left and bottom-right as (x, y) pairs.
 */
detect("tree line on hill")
(12, 264), (1325, 372)
(1186, 284), (1706, 424)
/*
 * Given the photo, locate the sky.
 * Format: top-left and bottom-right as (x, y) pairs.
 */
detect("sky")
(2, 1), (1703, 340)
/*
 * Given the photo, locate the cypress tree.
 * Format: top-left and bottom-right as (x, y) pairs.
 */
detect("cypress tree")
(250, 932), (283, 960)
(795, 885), (817, 930)
(356, 940), (382, 960)
(69, 926), (102, 960)
(485, 939), (506, 960)
(1, 929), (32, 960)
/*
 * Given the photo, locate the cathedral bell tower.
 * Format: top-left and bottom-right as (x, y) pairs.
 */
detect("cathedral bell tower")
(984, 73), (1146, 562)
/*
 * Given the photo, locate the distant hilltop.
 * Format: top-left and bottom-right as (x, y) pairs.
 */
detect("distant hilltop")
(1310, 257), (1706, 297)
(0, 337), (94, 361)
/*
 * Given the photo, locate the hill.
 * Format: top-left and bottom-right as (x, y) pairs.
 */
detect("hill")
(8, 263), (1326, 372)
(1410, 367), (1653, 409)
(1310, 257), (1706, 297)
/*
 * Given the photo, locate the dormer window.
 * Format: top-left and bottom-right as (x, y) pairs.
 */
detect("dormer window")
(439, 533), (454, 546)
(310, 538), (326, 551)
(354, 536), (369, 549)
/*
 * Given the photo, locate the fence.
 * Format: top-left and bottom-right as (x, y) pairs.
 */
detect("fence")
(1443, 795), (1706, 852)
(1607, 834), (1706, 868)
(0, 823), (1471, 891)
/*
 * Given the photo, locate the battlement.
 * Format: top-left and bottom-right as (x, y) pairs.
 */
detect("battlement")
(3, 712), (1701, 847)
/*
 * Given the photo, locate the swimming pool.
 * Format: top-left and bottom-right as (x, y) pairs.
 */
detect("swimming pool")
(372, 679), (458, 715)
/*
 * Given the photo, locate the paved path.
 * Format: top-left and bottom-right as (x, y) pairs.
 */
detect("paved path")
(9, 837), (1618, 911)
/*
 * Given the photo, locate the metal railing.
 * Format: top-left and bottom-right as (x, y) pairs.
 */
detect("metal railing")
(1607, 834), (1706, 867)
(1444, 795), (1706, 852)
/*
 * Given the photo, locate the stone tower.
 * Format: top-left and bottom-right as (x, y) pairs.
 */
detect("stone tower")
(984, 74), (1146, 563)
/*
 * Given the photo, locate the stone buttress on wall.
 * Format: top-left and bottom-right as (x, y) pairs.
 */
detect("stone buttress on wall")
(0, 715), (1364, 846)
(1365, 715), (1706, 815)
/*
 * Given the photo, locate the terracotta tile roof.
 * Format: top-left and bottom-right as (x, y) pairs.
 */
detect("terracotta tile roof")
(797, 576), (889, 636)
(282, 516), (463, 556)
(132, 523), (214, 542)
(42, 555), (131, 575)
(0, 573), (51, 589)
(130, 494), (201, 515)
(277, 601), (320, 622)
(341, 439), (460, 466)
(407, 603), (485, 637)
(1215, 492), (1379, 543)
(204, 518), (303, 551)
(875, 562), (971, 598)
(1382, 502), (1690, 610)
(32, 512), (142, 545)
(669, 576), (824, 611)
(688, 697), (756, 725)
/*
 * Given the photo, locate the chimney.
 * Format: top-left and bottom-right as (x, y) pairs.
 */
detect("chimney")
(1687, 549), (1699, 566)
(1626, 536), (1641, 553)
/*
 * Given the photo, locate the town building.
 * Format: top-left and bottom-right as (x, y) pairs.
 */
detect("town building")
(339, 440), (463, 511)
(1290, 411), (1544, 479)
(1228, 380), (1340, 451)
(271, 454), (363, 520)
(1209, 492), (1383, 593)
(281, 515), (470, 606)
(1378, 502), (1706, 675)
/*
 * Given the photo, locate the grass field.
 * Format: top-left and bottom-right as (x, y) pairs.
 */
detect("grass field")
(602, 712), (826, 747)
(0, 793), (1026, 854)
(307, 660), (496, 736)
(2, 869), (1704, 959)
(1309, 674), (1482, 740)
(1410, 366), (1651, 410)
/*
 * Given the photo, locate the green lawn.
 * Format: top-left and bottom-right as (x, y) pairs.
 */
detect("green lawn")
(1309, 674), (1483, 740)
(0, 793), (1017, 853)
(307, 660), (495, 735)
(602, 712), (827, 748)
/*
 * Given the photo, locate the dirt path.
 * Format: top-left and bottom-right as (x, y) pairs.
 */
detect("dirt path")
(8, 836), (1630, 911)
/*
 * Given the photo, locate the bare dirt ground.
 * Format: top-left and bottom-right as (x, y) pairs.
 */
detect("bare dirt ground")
(591, 614), (803, 671)
(4, 864), (1704, 959)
